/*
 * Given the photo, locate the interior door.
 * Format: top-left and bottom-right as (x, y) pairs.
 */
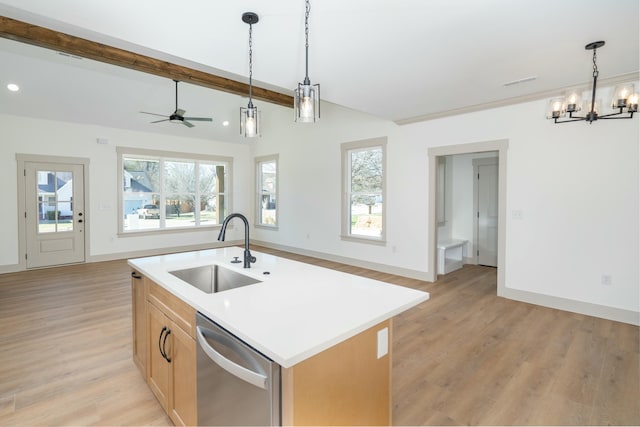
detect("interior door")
(24, 162), (85, 268)
(477, 163), (498, 267)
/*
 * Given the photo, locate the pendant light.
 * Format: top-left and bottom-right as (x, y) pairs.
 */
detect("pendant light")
(547, 41), (637, 124)
(294, 0), (320, 123)
(240, 12), (260, 137)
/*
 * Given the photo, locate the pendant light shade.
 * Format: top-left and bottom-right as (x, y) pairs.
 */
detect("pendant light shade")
(240, 102), (259, 137)
(294, 0), (320, 123)
(241, 12), (260, 137)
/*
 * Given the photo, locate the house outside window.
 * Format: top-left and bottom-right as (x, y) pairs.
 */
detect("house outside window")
(341, 137), (387, 244)
(255, 154), (278, 228)
(117, 147), (232, 234)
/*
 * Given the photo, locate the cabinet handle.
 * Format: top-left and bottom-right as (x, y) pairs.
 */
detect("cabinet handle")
(162, 328), (172, 363)
(131, 272), (142, 279)
(158, 326), (168, 360)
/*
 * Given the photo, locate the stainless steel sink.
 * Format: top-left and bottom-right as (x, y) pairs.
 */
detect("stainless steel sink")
(169, 264), (261, 294)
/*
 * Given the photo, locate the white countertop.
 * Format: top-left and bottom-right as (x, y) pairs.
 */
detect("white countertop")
(128, 247), (429, 368)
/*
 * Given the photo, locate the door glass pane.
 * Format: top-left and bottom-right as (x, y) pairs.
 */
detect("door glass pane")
(37, 170), (74, 233)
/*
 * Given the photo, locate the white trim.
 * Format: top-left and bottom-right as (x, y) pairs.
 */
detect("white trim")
(253, 239), (638, 326)
(252, 239), (429, 281)
(87, 240), (242, 263)
(396, 72), (640, 125)
(427, 140), (509, 286)
(501, 287), (640, 326)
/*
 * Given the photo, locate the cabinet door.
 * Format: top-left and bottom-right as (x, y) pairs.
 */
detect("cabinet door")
(131, 271), (146, 376)
(147, 303), (170, 412)
(168, 324), (197, 427)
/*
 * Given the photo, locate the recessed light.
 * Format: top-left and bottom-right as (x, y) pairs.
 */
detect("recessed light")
(7, 83), (19, 92)
(222, 121), (230, 127)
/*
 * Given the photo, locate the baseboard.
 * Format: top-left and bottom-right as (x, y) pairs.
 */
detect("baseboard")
(0, 240), (244, 274)
(251, 239), (433, 282)
(500, 286), (640, 326)
(255, 240), (639, 326)
(3, 240), (637, 326)
(0, 263), (21, 274)
(88, 240), (243, 263)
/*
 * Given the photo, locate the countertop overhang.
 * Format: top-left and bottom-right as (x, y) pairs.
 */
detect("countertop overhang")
(128, 247), (430, 368)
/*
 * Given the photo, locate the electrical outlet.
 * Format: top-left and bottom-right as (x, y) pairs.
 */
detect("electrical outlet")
(512, 209), (524, 220)
(601, 274), (612, 286)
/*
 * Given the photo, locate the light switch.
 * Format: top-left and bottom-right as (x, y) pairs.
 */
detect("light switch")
(377, 327), (388, 359)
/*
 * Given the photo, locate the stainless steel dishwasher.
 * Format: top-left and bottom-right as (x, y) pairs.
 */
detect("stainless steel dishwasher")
(196, 312), (281, 426)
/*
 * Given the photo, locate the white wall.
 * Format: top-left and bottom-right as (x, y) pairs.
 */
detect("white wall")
(2, 84), (638, 321)
(1, 113), (252, 267)
(401, 96), (639, 316)
(253, 89), (639, 319)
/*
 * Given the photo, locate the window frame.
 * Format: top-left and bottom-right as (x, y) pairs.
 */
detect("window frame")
(341, 137), (387, 245)
(255, 154), (279, 229)
(117, 147), (233, 236)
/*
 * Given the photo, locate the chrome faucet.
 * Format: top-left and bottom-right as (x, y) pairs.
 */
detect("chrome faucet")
(217, 213), (256, 268)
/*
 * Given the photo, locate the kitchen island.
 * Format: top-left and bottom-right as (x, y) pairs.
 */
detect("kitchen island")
(129, 247), (429, 426)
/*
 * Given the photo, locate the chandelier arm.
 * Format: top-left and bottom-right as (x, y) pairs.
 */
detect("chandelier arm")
(599, 113), (635, 120)
(554, 117), (593, 124)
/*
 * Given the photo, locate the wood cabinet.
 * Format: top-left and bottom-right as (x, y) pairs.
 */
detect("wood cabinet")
(146, 278), (197, 427)
(131, 270), (146, 376)
(131, 272), (197, 427)
(132, 271), (392, 426)
(282, 320), (392, 426)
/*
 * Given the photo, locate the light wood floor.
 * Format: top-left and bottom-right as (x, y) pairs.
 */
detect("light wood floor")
(0, 248), (638, 426)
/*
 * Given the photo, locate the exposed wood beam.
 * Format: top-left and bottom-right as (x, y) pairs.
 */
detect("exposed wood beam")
(0, 16), (294, 108)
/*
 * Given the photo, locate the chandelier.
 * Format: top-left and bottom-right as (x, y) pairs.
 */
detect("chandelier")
(240, 12), (260, 137)
(547, 41), (637, 124)
(294, 0), (320, 122)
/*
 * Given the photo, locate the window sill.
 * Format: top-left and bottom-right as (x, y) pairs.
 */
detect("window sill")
(118, 224), (220, 237)
(255, 224), (279, 231)
(340, 234), (387, 246)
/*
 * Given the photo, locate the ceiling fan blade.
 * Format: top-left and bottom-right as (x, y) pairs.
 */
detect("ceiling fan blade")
(175, 108), (186, 117)
(183, 120), (195, 128)
(140, 111), (168, 118)
(183, 117), (213, 122)
(151, 119), (170, 123)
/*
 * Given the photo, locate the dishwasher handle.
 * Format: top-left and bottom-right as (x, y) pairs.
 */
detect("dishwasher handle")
(196, 325), (268, 390)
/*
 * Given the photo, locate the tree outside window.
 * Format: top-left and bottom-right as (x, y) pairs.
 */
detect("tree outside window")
(119, 148), (231, 233)
(256, 155), (278, 227)
(342, 138), (386, 243)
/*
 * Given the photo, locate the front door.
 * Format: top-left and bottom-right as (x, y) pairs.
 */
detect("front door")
(24, 162), (85, 268)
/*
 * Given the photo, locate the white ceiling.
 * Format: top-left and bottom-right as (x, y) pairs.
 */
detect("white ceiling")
(1, 0), (639, 142)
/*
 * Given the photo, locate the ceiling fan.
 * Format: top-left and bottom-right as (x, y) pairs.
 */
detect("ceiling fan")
(140, 80), (213, 128)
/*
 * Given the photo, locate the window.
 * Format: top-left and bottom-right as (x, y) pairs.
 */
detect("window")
(117, 147), (232, 234)
(341, 137), (386, 243)
(255, 155), (278, 228)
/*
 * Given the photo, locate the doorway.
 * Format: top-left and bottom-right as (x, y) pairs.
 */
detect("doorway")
(17, 154), (88, 269)
(427, 140), (508, 296)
